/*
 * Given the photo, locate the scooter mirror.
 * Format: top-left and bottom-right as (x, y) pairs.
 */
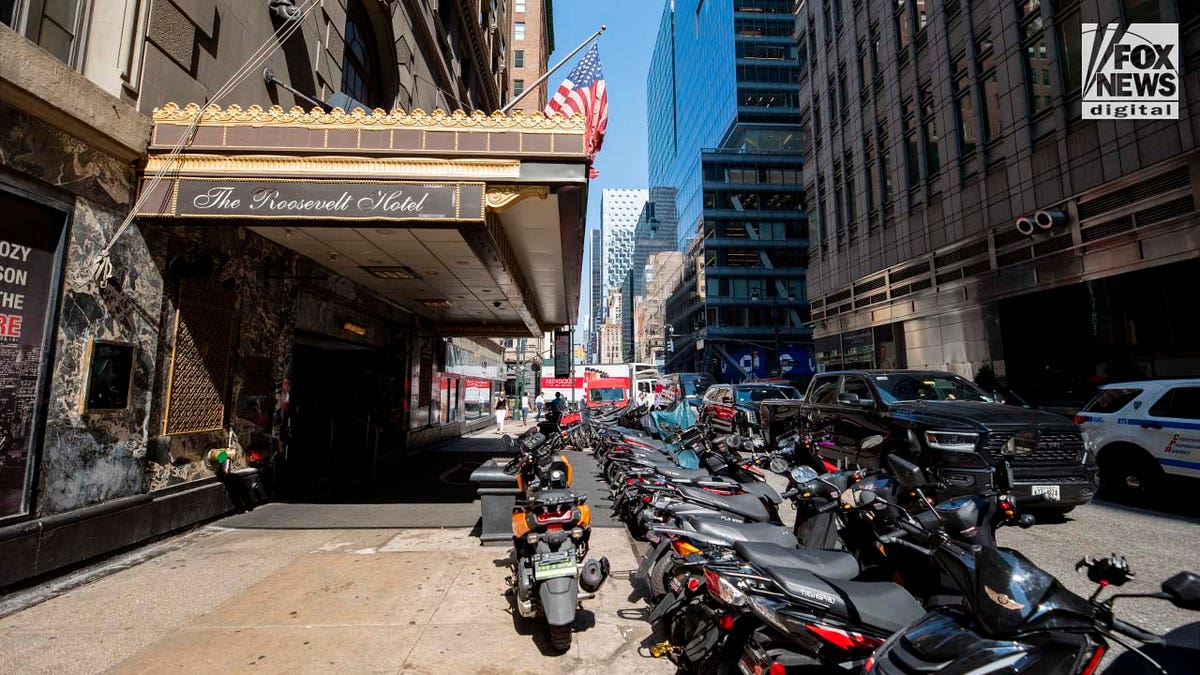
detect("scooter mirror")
(768, 456), (789, 474)
(856, 489), (878, 507)
(886, 454), (928, 489)
(1162, 571), (1200, 611)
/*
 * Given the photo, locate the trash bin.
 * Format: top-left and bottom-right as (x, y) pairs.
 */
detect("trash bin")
(470, 458), (520, 545)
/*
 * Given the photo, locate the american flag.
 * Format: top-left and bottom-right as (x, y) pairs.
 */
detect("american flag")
(545, 44), (608, 177)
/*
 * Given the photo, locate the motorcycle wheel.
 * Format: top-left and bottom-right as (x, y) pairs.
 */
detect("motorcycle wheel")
(647, 549), (674, 599)
(549, 624), (572, 651)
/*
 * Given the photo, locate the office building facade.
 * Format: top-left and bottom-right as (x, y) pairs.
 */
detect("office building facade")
(600, 188), (649, 291)
(648, 0), (811, 381)
(798, 0), (1200, 402)
(620, 188), (679, 359)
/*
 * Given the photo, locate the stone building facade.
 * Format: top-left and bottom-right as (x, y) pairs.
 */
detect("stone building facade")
(508, 0), (554, 111)
(0, 0), (547, 587)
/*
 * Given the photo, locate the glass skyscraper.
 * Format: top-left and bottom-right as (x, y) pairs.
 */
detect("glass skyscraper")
(647, 0), (812, 382)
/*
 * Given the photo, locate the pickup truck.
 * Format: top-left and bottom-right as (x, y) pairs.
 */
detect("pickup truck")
(773, 369), (1098, 513)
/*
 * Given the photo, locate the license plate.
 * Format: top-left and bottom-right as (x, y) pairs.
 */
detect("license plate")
(1031, 485), (1061, 501)
(533, 552), (576, 580)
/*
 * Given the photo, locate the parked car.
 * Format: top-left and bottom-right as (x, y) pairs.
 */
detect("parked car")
(799, 370), (1097, 513)
(655, 372), (715, 411)
(1075, 378), (1200, 503)
(699, 382), (803, 442)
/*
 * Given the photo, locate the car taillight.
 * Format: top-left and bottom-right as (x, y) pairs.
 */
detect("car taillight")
(767, 663), (785, 675)
(248, 450), (265, 463)
(1073, 414), (1087, 425)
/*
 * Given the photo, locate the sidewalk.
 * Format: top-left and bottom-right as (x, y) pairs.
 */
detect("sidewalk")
(0, 436), (672, 675)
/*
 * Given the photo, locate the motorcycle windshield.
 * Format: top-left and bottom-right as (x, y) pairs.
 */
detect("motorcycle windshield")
(651, 402), (696, 433)
(675, 448), (701, 469)
(974, 546), (1057, 636)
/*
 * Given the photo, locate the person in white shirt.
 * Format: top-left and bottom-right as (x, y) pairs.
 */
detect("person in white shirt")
(520, 393), (531, 425)
(535, 392), (545, 421)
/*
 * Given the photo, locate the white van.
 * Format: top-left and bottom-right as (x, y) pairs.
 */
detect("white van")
(1075, 379), (1200, 501)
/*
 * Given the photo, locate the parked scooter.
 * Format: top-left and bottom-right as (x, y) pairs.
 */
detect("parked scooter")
(502, 429), (609, 650)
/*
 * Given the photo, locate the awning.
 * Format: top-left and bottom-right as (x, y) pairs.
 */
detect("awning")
(136, 103), (590, 337)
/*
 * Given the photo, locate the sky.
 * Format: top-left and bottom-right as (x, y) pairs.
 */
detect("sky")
(545, 0), (667, 334)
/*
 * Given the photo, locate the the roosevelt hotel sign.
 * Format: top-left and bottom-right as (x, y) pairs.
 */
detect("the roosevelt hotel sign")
(147, 180), (486, 222)
(1082, 23), (1179, 120)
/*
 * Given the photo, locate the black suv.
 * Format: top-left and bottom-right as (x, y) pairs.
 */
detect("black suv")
(700, 382), (803, 441)
(799, 370), (1097, 512)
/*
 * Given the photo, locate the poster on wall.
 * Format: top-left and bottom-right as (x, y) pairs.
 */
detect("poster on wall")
(0, 193), (66, 519)
(553, 329), (571, 378)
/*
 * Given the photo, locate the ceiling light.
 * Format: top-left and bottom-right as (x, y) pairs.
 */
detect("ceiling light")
(362, 265), (420, 280)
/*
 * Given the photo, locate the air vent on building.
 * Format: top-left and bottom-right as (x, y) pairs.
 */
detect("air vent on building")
(934, 238), (989, 268)
(825, 304), (842, 317)
(993, 227), (1029, 249)
(853, 292), (888, 308)
(853, 276), (887, 296)
(890, 261), (930, 283)
(962, 259), (992, 277)
(1077, 166), (1190, 220)
(827, 289), (852, 304)
(362, 265), (420, 279)
(810, 297), (825, 310)
(997, 246), (1033, 267)
(936, 268), (964, 285)
(1033, 233), (1073, 258)
(1134, 195), (1195, 227)
(909, 278), (932, 293)
(1081, 215), (1135, 243)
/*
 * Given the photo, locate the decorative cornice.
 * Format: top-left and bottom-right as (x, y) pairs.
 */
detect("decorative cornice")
(143, 154), (521, 179)
(152, 102), (586, 132)
(485, 185), (550, 212)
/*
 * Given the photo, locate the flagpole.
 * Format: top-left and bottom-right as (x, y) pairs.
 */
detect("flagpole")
(500, 25), (606, 114)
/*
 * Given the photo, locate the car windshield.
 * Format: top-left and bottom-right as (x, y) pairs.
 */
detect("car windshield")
(735, 386), (801, 403)
(681, 376), (714, 396)
(589, 387), (625, 402)
(873, 373), (992, 403)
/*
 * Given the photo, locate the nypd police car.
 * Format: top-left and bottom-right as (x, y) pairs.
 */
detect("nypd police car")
(1075, 379), (1200, 503)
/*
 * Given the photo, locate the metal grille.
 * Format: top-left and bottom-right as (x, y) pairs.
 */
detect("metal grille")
(1078, 166), (1190, 219)
(993, 227), (1029, 249)
(890, 261), (930, 283)
(1033, 233), (1073, 258)
(934, 238), (988, 268)
(984, 429), (1085, 465)
(996, 246), (1033, 267)
(854, 276), (887, 295)
(1135, 195), (1195, 227)
(1081, 215), (1134, 243)
(163, 279), (236, 435)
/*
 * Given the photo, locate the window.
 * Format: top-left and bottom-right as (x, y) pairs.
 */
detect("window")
(513, 49), (525, 68)
(864, 140), (876, 213)
(840, 376), (873, 402)
(857, 44), (869, 93)
(1083, 388), (1143, 414)
(844, 151), (856, 229)
(25, 0), (85, 65)
(1024, 37), (1052, 115)
(896, 0), (910, 52)
(976, 36), (1003, 143)
(903, 100), (920, 188)
(1149, 387), (1200, 420)
(1121, 0), (1159, 23)
(809, 376), (840, 405)
(1, 0), (17, 27)
(514, 21), (525, 40)
(921, 89), (940, 176)
(513, 78), (525, 98)
(1055, 9), (1081, 94)
(342, 0), (384, 107)
(515, 0), (526, 12)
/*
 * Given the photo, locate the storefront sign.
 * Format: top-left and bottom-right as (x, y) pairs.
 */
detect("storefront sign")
(1, 193), (66, 519)
(160, 180), (485, 221)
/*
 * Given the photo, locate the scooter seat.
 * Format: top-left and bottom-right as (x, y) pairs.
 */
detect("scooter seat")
(649, 463), (710, 480)
(676, 485), (771, 522)
(732, 541), (858, 580)
(680, 515), (798, 548)
(529, 490), (580, 508)
(761, 564), (924, 633)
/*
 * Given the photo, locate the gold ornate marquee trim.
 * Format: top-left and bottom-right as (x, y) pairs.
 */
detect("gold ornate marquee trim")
(143, 154), (521, 180)
(485, 185), (551, 212)
(152, 102), (587, 132)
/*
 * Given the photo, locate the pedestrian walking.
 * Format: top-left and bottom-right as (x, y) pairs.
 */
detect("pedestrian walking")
(494, 396), (507, 434)
(535, 392), (545, 422)
(520, 392), (531, 425)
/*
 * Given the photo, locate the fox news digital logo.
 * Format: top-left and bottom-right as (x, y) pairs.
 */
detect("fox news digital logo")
(1082, 23), (1179, 120)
